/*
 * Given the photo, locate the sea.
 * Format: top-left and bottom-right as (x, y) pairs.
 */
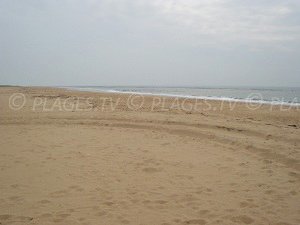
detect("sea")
(65, 86), (300, 106)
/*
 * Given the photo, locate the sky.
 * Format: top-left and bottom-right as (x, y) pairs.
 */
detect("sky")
(1, 0), (300, 87)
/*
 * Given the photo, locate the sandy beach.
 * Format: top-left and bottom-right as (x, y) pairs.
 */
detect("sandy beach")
(0, 86), (299, 225)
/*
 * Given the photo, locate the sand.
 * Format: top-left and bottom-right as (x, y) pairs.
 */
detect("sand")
(0, 86), (299, 225)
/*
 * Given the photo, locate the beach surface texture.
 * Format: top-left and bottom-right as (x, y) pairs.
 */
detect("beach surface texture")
(0, 86), (299, 225)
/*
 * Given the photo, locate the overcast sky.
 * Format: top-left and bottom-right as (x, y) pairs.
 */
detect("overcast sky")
(1, 0), (300, 87)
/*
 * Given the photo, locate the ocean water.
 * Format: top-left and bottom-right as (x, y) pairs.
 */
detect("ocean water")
(66, 86), (300, 106)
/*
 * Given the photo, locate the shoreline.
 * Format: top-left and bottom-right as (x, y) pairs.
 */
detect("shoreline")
(63, 86), (300, 107)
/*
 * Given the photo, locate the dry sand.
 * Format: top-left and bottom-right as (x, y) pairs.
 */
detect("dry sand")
(0, 86), (299, 225)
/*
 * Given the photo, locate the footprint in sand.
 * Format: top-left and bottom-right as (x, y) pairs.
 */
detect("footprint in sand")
(240, 201), (257, 208)
(49, 190), (68, 198)
(38, 199), (51, 204)
(69, 185), (85, 192)
(0, 214), (33, 223)
(10, 184), (20, 189)
(103, 201), (114, 206)
(184, 218), (207, 224)
(8, 196), (23, 202)
(198, 209), (210, 215)
(142, 167), (162, 173)
(230, 215), (254, 224)
(40, 213), (53, 218)
(95, 211), (107, 217)
(161, 142), (170, 146)
(155, 200), (168, 204)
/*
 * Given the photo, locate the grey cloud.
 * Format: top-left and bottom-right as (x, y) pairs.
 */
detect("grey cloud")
(0, 0), (300, 86)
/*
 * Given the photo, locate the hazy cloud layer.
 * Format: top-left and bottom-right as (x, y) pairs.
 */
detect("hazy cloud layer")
(1, 0), (300, 86)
